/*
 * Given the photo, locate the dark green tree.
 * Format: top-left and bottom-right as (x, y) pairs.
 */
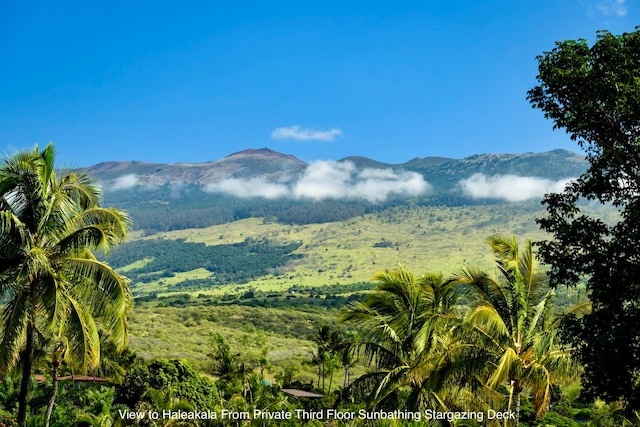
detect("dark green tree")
(115, 358), (220, 425)
(527, 28), (640, 411)
(311, 325), (339, 392)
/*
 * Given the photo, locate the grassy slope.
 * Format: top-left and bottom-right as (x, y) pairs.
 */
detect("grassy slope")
(128, 303), (338, 382)
(127, 203), (552, 296)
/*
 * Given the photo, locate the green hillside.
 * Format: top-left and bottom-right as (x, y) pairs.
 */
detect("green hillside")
(127, 302), (336, 379)
(112, 203), (541, 297)
(120, 200), (615, 390)
(112, 201), (618, 299)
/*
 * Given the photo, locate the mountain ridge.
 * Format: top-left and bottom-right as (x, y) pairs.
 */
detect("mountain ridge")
(86, 148), (587, 188)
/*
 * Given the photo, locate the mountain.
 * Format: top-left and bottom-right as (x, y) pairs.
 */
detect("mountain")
(216, 148), (306, 179)
(426, 150), (588, 180)
(86, 148), (307, 186)
(401, 156), (455, 169)
(86, 147), (588, 189)
(337, 156), (395, 169)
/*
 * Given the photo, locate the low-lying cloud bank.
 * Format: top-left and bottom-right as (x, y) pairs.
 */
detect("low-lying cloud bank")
(109, 174), (139, 190)
(104, 170), (575, 204)
(206, 177), (291, 199)
(460, 173), (574, 202)
(205, 160), (430, 202)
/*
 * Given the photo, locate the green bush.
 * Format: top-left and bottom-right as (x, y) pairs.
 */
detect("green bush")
(534, 411), (579, 427)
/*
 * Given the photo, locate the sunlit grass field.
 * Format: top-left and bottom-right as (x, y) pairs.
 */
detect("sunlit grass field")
(126, 203), (554, 296)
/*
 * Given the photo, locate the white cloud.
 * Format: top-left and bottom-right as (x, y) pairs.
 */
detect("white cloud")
(459, 174), (574, 202)
(293, 161), (429, 202)
(109, 174), (139, 190)
(593, 0), (627, 15)
(352, 171), (428, 203)
(271, 125), (343, 141)
(204, 161), (430, 202)
(204, 178), (289, 199)
(292, 161), (355, 199)
(293, 161), (430, 202)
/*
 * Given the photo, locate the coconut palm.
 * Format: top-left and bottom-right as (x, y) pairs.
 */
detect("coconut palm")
(0, 144), (131, 425)
(312, 325), (334, 391)
(448, 235), (583, 426)
(340, 266), (461, 410)
(337, 329), (361, 389)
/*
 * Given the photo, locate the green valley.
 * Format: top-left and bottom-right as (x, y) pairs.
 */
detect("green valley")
(116, 201), (604, 394)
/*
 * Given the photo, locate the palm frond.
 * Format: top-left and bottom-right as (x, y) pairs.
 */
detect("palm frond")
(522, 364), (552, 417)
(16, 247), (53, 289)
(64, 257), (131, 317)
(0, 210), (28, 247)
(549, 300), (592, 329)
(526, 290), (555, 339)
(450, 266), (511, 323)
(487, 347), (521, 389)
(65, 296), (101, 371)
(58, 171), (103, 208)
(466, 305), (510, 345)
(0, 287), (30, 371)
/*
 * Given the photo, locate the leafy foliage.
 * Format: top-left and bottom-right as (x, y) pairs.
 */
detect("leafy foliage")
(528, 27), (640, 411)
(339, 237), (584, 426)
(340, 265), (462, 412)
(116, 358), (219, 410)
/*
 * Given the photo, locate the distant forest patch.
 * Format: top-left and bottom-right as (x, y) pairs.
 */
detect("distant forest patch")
(107, 238), (303, 288)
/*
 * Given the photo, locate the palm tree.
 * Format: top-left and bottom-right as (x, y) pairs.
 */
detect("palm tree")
(340, 265), (460, 410)
(448, 235), (582, 426)
(337, 330), (361, 389)
(312, 325), (334, 391)
(209, 332), (243, 381)
(0, 144), (131, 425)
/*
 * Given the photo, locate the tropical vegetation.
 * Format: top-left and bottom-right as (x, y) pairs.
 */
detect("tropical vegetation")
(4, 26), (640, 423)
(0, 144), (131, 425)
(447, 236), (585, 425)
(336, 236), (589, 426)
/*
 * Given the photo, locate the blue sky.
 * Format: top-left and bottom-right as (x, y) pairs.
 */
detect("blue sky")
(0, 1), (637, 166)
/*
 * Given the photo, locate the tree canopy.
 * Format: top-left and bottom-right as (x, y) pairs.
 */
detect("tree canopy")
(449, 236), (582, 425)
(0, 144), (131, 425)
(528, 28), (640, 411)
